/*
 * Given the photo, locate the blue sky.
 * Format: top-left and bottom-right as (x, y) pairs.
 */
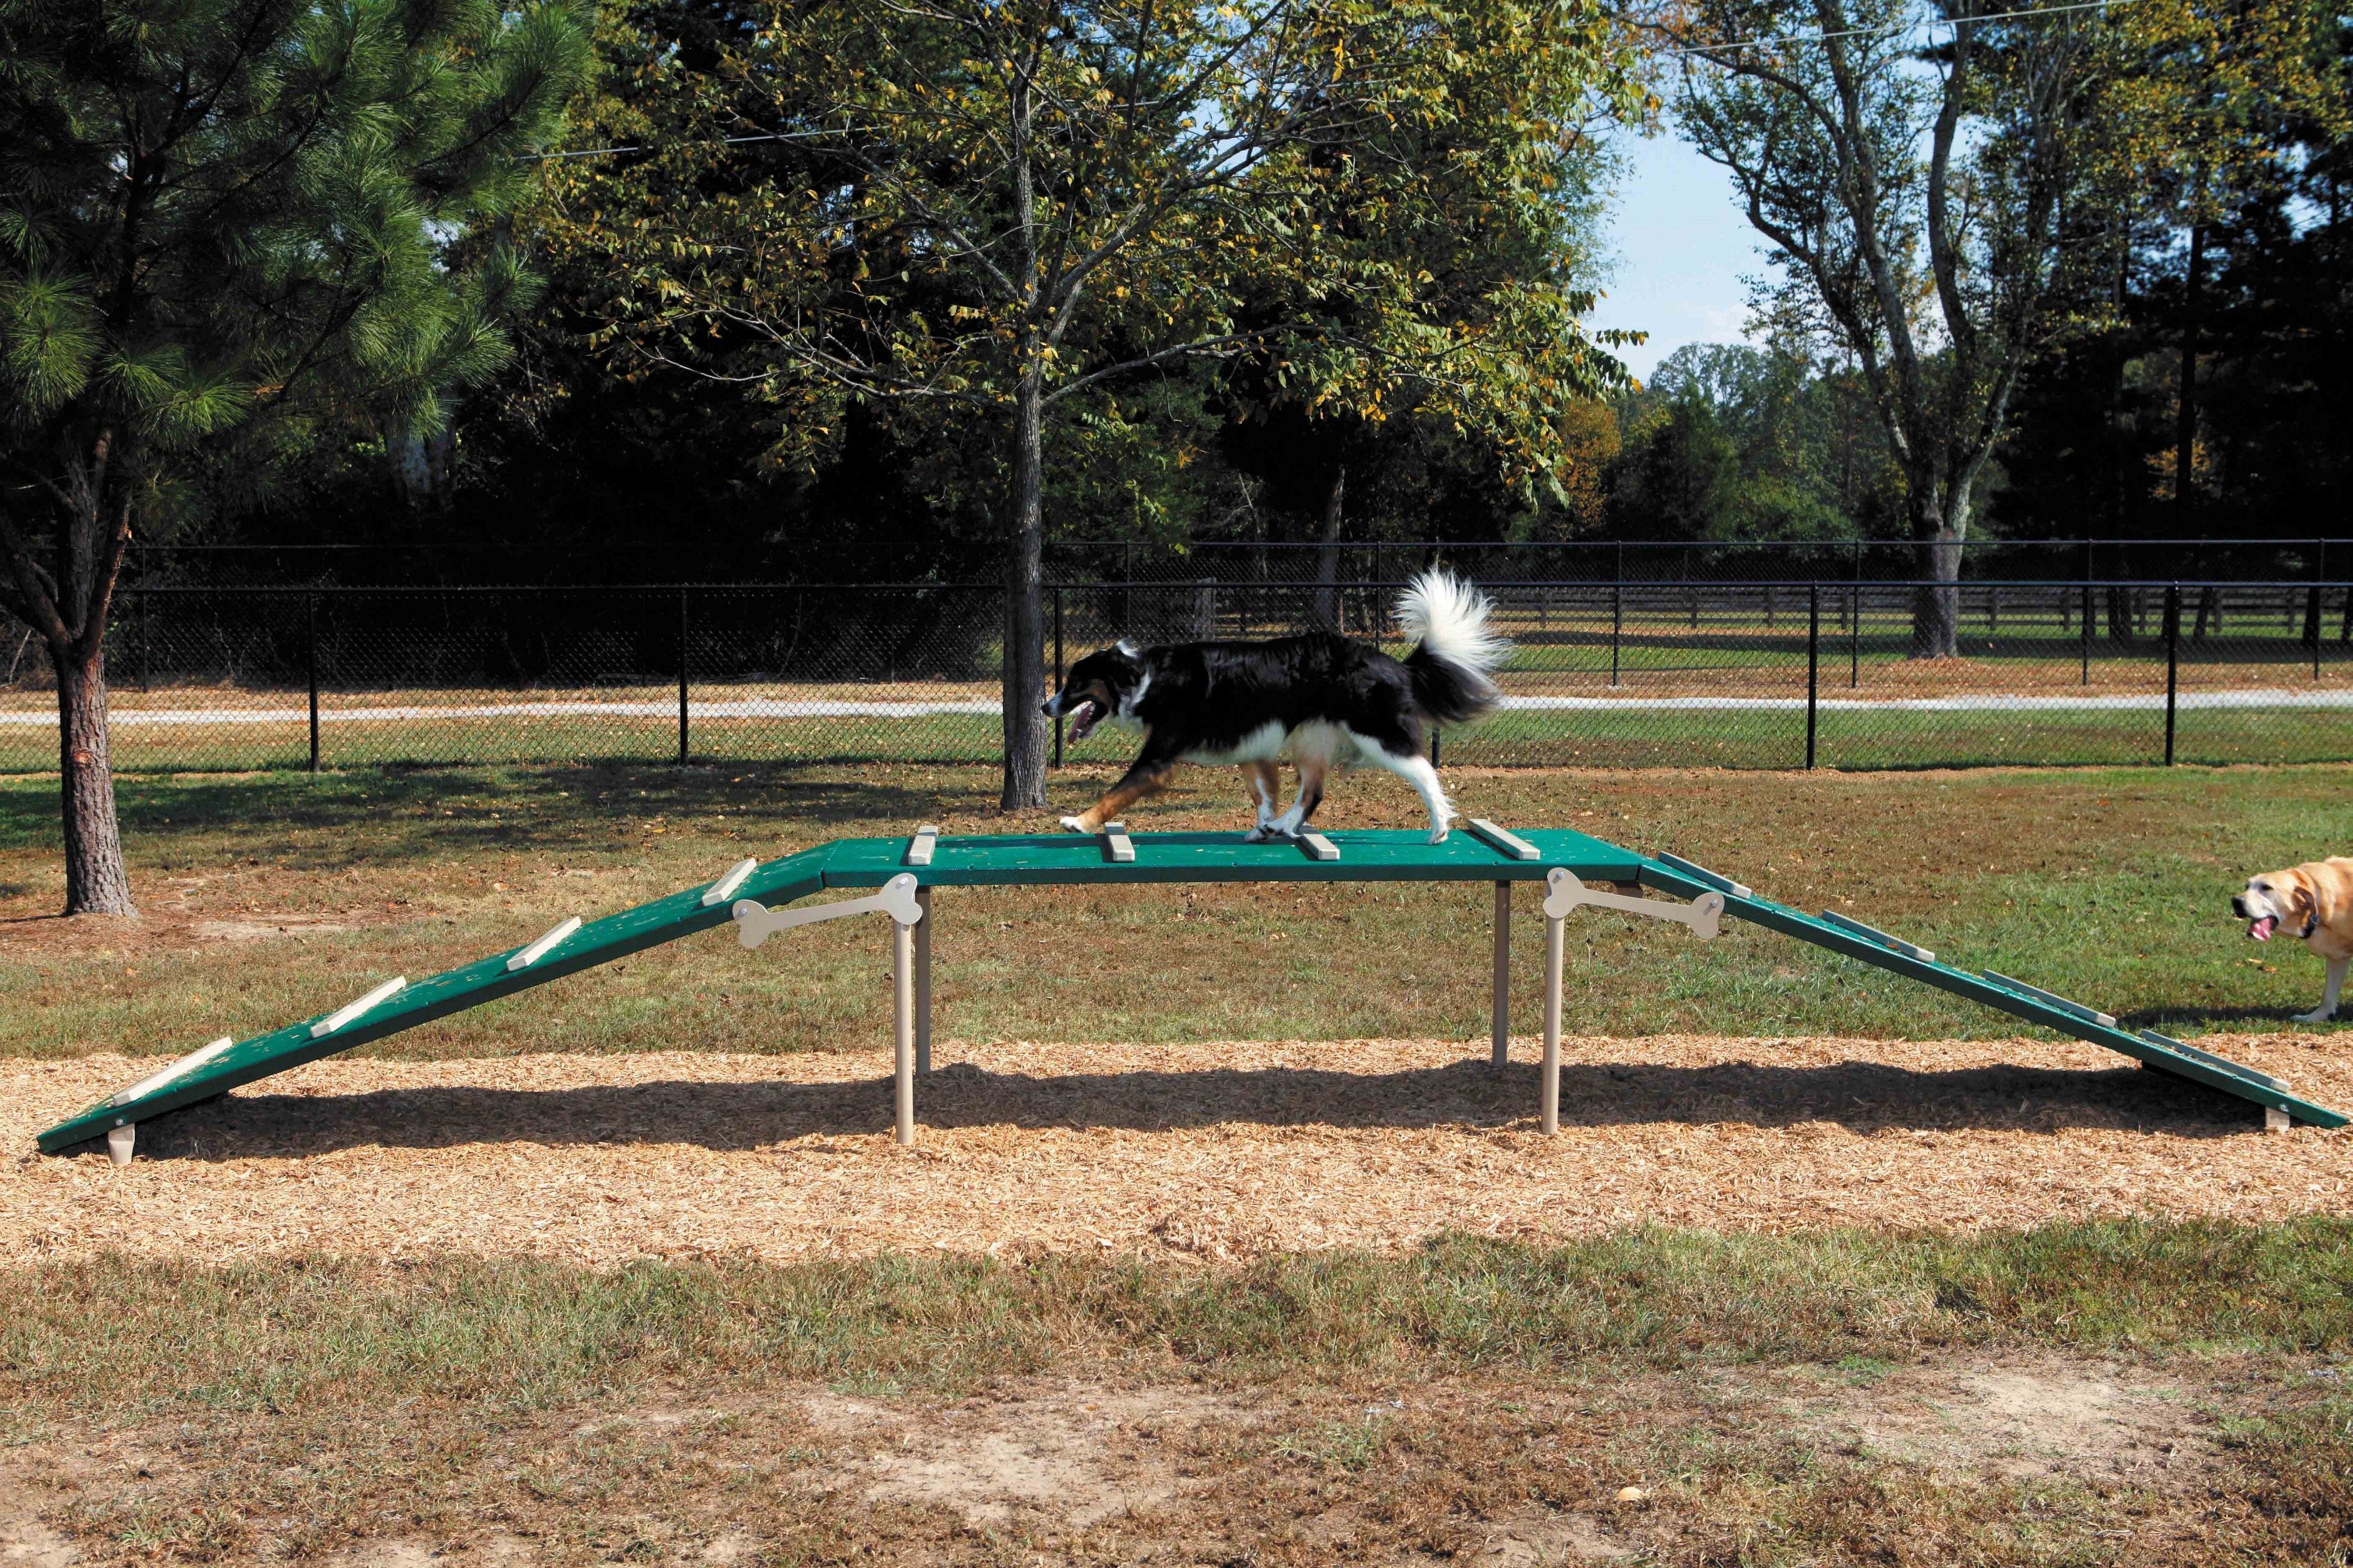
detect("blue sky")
(1585, 126), (1772, 383)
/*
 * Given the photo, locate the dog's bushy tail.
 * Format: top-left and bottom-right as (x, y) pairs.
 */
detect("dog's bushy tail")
(1397, 568), (1508, 724)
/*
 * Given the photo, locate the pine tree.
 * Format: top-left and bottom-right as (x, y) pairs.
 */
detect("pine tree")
(0, 0), (594, 914)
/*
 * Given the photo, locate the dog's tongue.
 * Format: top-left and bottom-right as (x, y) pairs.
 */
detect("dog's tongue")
(1065, 698), (1102, 743)
(2249, 915), (2279, 941)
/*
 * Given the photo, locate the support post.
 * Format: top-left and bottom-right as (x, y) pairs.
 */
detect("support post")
(306, 591), (320, 772)
(1849, 584), (1859, 689)
(1541, 902), (1565, 1135)
(893, 915), (916, 1144)
(1610, 582), (1622, 688)
(1053, 584), (1065, 765)
(1805, 584), (1819, 770)
(2081, 583), (2091, 686)
(2312, 540), (2324, 680)
(107, 1124), (135, 1167)
(2164, 583), (2180, 766)
(1491, 881), (1510, 1067)
(914, 885), (932, 1074)
(677, 586), (691, 765)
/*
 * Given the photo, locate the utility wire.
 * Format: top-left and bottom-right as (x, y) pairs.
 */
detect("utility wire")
(1658, 0), (2120, 58)
(524, 0), (2127, 163)
(527, 128), (836, 162)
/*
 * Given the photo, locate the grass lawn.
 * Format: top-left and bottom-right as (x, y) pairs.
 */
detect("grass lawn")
(1, 760), (2347, 1062)
(6, 762), (2353, 1563)
(6, 702), (2345, 773)
(2, 1225), (2349, 1563)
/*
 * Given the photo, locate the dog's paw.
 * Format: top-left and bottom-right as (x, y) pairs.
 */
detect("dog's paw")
(2294, 1006), (2339, 1024)
(1427, 827), (1450, 845)
(1242, 827), (1273, 844)
(1059, 815), (1087, 834)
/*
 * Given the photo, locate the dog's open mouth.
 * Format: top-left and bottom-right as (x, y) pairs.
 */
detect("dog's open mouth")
(1064, 698), (1103, 744)
(2249, 914), (2279, 941)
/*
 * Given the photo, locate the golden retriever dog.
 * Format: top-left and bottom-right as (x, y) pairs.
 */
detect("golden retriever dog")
(2233, 857), (2353, 1022)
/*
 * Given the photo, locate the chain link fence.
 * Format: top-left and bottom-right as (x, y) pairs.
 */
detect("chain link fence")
(116, 535), (2353, 588)
(4, 578), (2351, 773)
(1048, 536), (2349, 590)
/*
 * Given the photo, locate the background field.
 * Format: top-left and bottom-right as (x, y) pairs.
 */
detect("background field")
(10, 577), (2353, 772)
(4, 761), (2347, 1062)
(7, 762), (2352, 1566)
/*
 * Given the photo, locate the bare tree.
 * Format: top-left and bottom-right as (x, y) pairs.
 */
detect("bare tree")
(1667, 0), (2111, 656)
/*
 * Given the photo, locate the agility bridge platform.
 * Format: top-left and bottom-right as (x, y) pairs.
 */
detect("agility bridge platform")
(38, 821), (2344, 1161)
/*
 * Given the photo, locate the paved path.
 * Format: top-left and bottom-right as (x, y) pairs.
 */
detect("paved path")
(5, 687), (2353, 726)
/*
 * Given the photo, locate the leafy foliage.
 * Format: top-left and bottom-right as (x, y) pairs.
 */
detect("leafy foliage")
(1659, 0), (2126, 653)
(543, 0), (1640, 802)
(0, 0), (592, 911)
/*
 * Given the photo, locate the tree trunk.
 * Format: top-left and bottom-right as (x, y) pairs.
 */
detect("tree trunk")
(55, 636), (136, 915)
(1908, 486), (1963, 659)
(999, 369), (1049, 811)
(2175, 221), (2204, 523)
(1312, 464), (1346, 629)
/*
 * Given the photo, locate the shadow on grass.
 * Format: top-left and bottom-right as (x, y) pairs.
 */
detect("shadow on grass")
(96, 1054), (2278, 1161)
(2, 763), (1009, 861)
(2123, 1003), (2347, 1032)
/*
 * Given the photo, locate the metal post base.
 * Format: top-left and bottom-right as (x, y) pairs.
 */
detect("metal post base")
(1542, 912), (1564, 1135)
(893, 918), (916, 1145)
(1528, 867), (1720, 1135)
(914, 885), (933, 1074)
(1491, 881), (1511, 1067)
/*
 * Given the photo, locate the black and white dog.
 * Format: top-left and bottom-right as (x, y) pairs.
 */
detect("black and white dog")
(1041, 570), (1508, 843)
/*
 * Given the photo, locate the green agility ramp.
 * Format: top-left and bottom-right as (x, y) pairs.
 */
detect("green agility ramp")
(38, 823), (2343, 1159)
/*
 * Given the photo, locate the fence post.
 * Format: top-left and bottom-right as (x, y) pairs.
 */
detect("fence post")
(1610, 581), (1622, 687)
(1053, 584), (1064, 766)
(2163, 583), (2179, 766)
(1805, 584), (1819, 770)
(1849, 584), (1859, 688)
(677, 585), (689, 765)
(2311, 539), (2325, 679)
(305, 590), (320, 773)
(2080, 583), (2091, 686)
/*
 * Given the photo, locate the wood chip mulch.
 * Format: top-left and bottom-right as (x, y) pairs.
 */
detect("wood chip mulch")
(5, 1033), (2348, 1266)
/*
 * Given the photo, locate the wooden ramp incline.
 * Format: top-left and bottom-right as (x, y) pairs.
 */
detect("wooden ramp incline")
(1635, 856), (2340, 1128)
(34, 827), (2344, 1156)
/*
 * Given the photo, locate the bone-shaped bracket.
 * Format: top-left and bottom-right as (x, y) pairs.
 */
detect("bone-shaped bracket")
(734, 873), (924, 950)
(1542, 867), (1723, 940)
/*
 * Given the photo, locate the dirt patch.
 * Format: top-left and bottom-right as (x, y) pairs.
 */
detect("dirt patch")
(0, 1357), (2299, 1567)
(190, 916), (355, 942)
(5, 1033), (2348, 1266)
(1780, 1354), (2211, 1484)
(807, 1382), (1249, 1530)
(0, 1479), (75, 1568)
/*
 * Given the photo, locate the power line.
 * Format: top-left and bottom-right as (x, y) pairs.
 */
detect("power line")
(524, 0), (2127, 165)
(526, 127), (837, 163)
(1660, 0), (2120, 59)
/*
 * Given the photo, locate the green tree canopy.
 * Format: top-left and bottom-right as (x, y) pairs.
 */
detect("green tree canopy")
(0, 0), (593, 913)
(551, 0), (1639, 809)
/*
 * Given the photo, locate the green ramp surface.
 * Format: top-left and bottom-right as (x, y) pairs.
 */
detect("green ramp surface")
(35, 826), (2343, 1153)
